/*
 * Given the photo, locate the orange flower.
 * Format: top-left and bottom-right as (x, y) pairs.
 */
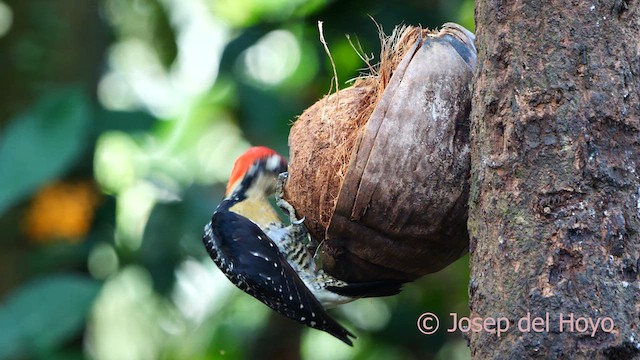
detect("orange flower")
(23, 181), (100, 244)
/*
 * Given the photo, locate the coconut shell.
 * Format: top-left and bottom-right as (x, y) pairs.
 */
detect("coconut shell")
(285, 23), (476, 282)
(286, 82), (377, 243)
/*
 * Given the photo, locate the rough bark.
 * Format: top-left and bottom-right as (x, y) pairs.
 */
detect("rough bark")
(469, 0), (640, 359)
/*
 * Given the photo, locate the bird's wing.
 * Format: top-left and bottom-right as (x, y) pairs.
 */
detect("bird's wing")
(204, 209), (355, 345)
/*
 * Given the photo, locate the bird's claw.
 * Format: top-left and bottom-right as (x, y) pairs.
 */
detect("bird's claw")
(275, 171), (305, 225)
(275, 172), (288, 201)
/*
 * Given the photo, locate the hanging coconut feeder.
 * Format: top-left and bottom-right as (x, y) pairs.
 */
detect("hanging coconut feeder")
(283, 23), (476, 283)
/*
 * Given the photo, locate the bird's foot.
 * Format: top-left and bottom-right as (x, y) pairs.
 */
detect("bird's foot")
(276, 172), (305, 225)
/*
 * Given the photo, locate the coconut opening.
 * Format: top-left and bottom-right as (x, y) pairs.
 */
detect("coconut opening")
(285, 25), (433, 241)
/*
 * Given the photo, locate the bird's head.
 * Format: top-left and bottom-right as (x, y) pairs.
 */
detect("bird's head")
(226, 146), (288, 199)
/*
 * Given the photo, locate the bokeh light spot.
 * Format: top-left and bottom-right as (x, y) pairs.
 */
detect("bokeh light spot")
(88, 243), (120, 279)
(240, 29), (301, 86)
(0, 1), (13, 39)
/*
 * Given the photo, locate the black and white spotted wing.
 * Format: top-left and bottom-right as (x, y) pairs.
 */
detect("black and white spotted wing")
(202, 200), (355, 345)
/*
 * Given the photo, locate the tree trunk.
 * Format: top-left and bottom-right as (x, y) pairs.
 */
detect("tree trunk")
(469, 0), (640, 358)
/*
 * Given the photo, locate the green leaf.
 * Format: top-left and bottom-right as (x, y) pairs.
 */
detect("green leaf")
(0, 88), (91, 215)
(0, 274), (101, 359)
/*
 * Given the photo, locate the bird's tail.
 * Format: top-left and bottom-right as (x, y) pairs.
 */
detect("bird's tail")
(326, 279), (404, 298)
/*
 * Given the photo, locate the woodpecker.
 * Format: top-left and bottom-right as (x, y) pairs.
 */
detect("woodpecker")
(202, 146), (402, 345)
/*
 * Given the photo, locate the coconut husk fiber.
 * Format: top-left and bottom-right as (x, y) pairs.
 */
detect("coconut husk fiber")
(284, 23), (476, 282)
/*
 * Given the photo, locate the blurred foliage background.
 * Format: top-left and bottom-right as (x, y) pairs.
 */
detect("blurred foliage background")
(0, 0), (474, 359)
